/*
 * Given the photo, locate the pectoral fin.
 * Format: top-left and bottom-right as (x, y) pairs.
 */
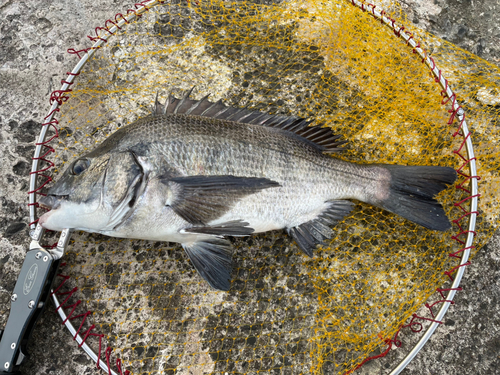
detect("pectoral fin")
(182, 238), (233, 291)
(161, 175), (280, 225)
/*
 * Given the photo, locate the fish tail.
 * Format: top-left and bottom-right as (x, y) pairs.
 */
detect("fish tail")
(374, 165), (457, 231)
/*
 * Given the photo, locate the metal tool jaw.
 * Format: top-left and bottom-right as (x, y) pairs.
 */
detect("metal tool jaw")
(0, 226), (71, 374)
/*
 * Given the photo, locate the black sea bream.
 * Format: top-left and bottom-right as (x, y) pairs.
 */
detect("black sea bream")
(39, 91), (457, 290)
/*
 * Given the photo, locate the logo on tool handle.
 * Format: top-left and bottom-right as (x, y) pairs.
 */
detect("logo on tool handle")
(23, 264), (38, 295)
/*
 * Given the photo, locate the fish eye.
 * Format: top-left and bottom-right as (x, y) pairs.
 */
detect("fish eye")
(71, 159), (90, 175)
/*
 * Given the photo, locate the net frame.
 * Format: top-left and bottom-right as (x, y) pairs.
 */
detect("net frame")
(25, 0), (479, 374)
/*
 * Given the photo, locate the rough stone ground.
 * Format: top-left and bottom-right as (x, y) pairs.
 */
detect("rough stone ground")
(0, 0), (498, 374)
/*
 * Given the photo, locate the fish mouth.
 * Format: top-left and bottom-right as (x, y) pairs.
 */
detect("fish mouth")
(38, 194), (68, 210)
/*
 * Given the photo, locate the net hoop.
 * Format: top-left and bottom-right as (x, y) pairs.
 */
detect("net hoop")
(347, 1), (477, 373)
(27, 0), (478, 374)
(30, 2), (164, 374)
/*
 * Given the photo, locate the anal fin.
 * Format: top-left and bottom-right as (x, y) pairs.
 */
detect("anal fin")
(288, 200), (354, 257)
(182, 238), (233, 291)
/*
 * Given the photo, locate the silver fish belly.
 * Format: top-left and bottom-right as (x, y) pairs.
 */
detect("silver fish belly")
(39, 91), (457, 290)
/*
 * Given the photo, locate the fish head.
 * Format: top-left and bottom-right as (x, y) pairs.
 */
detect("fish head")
(39, 150), (147, 232)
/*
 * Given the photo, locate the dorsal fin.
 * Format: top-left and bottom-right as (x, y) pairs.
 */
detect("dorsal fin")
(151, 88), (347, 153)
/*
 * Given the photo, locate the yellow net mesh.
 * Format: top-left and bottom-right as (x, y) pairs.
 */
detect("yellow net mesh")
(41, 0), (500, 373)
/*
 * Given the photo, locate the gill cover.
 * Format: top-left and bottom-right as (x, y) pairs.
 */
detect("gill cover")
(104, 151), (148, 229)
(39, 151), (147, 232)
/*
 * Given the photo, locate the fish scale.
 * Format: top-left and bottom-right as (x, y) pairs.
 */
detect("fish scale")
(39, 92), (456, 290)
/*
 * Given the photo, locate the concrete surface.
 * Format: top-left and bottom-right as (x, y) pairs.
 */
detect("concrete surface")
(0, 0), (498, 374)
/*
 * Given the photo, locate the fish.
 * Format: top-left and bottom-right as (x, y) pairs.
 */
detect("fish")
(39, 89), (457, 290)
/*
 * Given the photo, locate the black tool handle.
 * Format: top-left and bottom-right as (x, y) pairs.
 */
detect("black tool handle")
(0, 248), (60, 373)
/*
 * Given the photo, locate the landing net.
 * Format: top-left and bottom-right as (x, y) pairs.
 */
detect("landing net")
(29, 0), (499, 374)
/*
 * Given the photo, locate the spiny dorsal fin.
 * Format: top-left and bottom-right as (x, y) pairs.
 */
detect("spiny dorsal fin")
(152, 88), (347, 153)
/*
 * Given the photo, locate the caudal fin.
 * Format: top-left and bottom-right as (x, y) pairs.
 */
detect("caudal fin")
(376, 165), (457, 231)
